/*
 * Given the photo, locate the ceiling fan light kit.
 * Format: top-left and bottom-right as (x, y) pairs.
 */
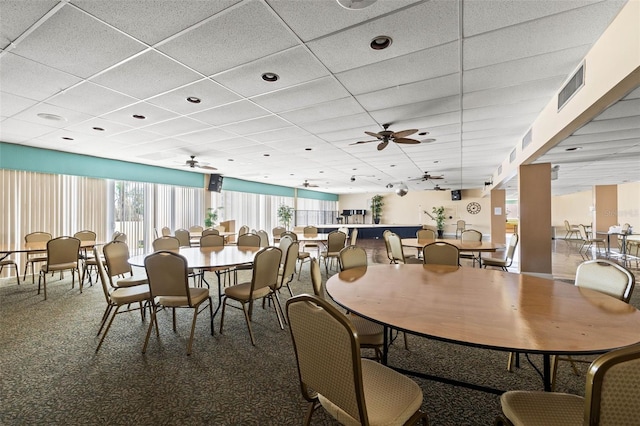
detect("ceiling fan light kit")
(351, 123), (427, 151)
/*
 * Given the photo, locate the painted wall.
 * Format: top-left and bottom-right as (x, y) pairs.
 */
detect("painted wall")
(552, 190), (593, 228)
(618, 182), (640, 229)
(339, 189), (492, 237)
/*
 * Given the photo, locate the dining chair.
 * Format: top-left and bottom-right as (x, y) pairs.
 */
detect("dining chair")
(495, 343), (640, 426)
(161, 227), (171, 237)
(23, 231), (52, 283)
(278, 234), (293, 263)
(422, 241), (460, 267)
(38, 236), (81, 300)
(102, 241), (149, 288)
(550, 259), (635, 390)
(257, 229), (270, 248)
(416, 228), (436, 257)
(284, 231), (310, 280)
(199, 234), (228, 287)
(94, 247), (151, 353)
(143, 250), (214, 355)
(270, 241), (299, 318)
(237, 225), (249, 238)
(189, 225), (203, 234)
(387, 231), (420, 264)
(455, 220), (466, 239)
(152, 236), (180, 251)
(74, 230), (97, 285)
(578, 224), (605, 254)
(219, 246), (283, 346)
(272, 226), (286, 240)
(338, 245), (367, 271)
(483, 234), (519, 271)
(202, 228), (220, 236)
(0, 256), (20, 285)
(320, 230), (347, 273)
(349, 228), (358, 246)
(231, 233), (262, 284)
(174, 229), (191, 247)
(563, 220), (579, 240)
(286, 293), (429, 426)
(302, 226), (321, 258)
(459, 229), (482, 267)
(382, 230), (395, 263)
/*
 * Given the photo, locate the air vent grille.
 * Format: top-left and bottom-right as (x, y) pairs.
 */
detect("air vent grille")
(522, 129), (532, 149)
(509, 149), (516, 163)
(558, 62), (585, 110)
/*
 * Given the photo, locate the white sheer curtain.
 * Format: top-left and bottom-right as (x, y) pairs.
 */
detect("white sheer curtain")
(210, 191), (293, 234)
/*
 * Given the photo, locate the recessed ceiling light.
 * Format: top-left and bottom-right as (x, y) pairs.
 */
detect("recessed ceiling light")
(263, 153), (270, 157)
(62, 137), (74, 141)
(370, 36), (392, 50)
(336, 0), (377, 9)
(565, 147), (582, 151)
(418, 131), (429, 136)
(261, 72), (279, 82)
(390, 164), (396, 167)
(227, 159), (234, 161)
(92, 127), (105, 131)
(37, 113), (66, 122)
(186, 96), (201, 104)
(305, 148), (312, 151)
(433, 160), (439, 163)
(132, 114), (146, 119)
(319, 171), (324, 173)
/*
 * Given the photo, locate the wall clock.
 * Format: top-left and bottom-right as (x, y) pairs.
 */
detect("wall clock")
(467, 202), (481, 214)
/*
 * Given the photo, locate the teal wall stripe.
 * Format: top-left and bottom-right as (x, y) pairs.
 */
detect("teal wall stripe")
(1, 142), (339, 201)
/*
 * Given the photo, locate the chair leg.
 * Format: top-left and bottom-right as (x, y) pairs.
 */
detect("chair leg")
(97, 305), (115, 336)
(304, 400), (320, 426)
(187, 306), (200, 356)
(241, 302), (256, 346)
(96, 305), (121, 352)
(270, 294), (284, 330)
(142, 305), (158, 354)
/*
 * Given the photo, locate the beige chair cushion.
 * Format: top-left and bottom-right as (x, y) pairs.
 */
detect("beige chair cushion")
(110, 285), (151, 305)
(318, 359), (423, 426)
(500, 391), (583, 426)
(348, 315), (384, 346)
(224, 282), (271, 301)
(116, 273), (148, 287)
(157, 287), (209, 307)
(482, 257), (507, 267)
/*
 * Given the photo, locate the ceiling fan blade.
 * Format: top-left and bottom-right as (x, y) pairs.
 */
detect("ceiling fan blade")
(350, 139), (377, 145)
(421, 138), (436, 143)
(365, 131), (383, 139)
(393, 138), (421, 144)
(377, 141), (389, 151)
(198, 165), (218, 170)
(392, 129), (418, 138)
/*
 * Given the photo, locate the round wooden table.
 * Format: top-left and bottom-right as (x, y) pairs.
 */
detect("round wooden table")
(402, 237), (504, 267)
(326, 264), (640, 391)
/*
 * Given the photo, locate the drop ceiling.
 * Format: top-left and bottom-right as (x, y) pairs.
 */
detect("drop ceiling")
(1, 0), (638, 196)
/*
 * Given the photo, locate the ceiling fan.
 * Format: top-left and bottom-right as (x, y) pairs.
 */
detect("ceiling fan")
(350, 123), (427, 151)
(184, 155), (217, 170)
(301, 180), (319, 188)
(430, 184), (450, 191)
(410, 171), (444, 182)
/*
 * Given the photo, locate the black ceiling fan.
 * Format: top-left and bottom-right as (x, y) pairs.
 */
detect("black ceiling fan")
(301, 180), (319, 188)
(184, 155), (217, 170)
(350, 123), (429, 151)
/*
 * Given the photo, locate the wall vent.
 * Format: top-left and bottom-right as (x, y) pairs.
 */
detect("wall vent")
(498, 165), (502, 175)
(522, 128), (532, 149)
(509, 148), (516, 163)
(558, 62), (585, 111)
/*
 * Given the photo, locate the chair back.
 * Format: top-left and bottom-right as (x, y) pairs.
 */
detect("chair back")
(161, 226), (171, 236)
(621, 223), (630, 233)
(349, 228), (358, 246)
(310, 258), (323, 299)
(144, 251), (193, 303)
(382, 230), (393, 262)
(338, 227), (349, 237)
(422, 242), (459, 266)
(387, 232), (406, 263)
(281, 231), (298, 242)
(278, 235), (293, 259)
(503, 233), (519, 266)
(237, 233), (261, 248)
(585, 343), (640, 425)
(152, 236), (180, 251)
(564, 220), (572, 232)
(25, 231), (52, 243)
(103, 241), (133, 278)
(73, 230), (96, 242)
(46, 237), (81, 268)
(575, 259), (635, 303)
(257, 230), (270, 247)
(94, 247), (113, 304)
(417, 229), (436, 240)
(461, 229), (482, 242)
(189, 225), (203, 234)
(174, 229), (191, 247)
(238, 225), (249, 237)
(456, 220), (466, 231)
(276, 242), (299, 290)
(272, 226), (286, 238)
(303, 226), (318, 237)
(339, 246), (367, 271)
(250, 247), (282, 294)
(202, 228), (220, 236)
(286, 294), (367, 424)
(326, 230), (347, 253)
(113, 232), (127, 243)
(578, 224), (590, 240)
(200, 234), (225, 248)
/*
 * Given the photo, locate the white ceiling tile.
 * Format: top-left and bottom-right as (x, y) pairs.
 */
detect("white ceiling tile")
(308, 1), (458, 73)
(146, 79), (242, 115)
(0, 92), (39, 117)
(157, 0), (299, 75)
(464, 77), (564, 110)
(219, 115), (290, 135)
(336, 42), (459, 95)
(100, 102), (179, 128)
(12, 4), (145, 78)
(46, 82), (138, 116)
(0, 117), (57, 141)
(251, 76), (351, 112)
(174, 128), (239, 145)
(592, 98), (640, 121)
(573, 116), (640, 135)
(299, 113), (377, 134)
(72, 0), (241, 45)
(188, 100), (269, 126)
(0, 53), (82, 101)
(247, 126), (311, 143)
(11, 103), (95, 129)
(64, 117), (134, 137)
(279, 97), (366, 125)
(212, 46), (330, 97)
(368, 96), (460, 125)
(108, 128), (163, 145)
(90, 50), (202, 100)
(0, 0), (58, 49)
(139, 116), (211, 138)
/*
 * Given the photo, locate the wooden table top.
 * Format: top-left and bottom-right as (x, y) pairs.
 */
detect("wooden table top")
(402, 238), (504, 252)
(326, 264), (640, 355)
(128, 246), (261, 269)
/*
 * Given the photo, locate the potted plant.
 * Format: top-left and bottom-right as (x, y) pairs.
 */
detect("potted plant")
(432, 206), (446, 238)
(204, 207), (223, 228)
(371, 195), (384, 224)
(277, 204), (294, 230)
